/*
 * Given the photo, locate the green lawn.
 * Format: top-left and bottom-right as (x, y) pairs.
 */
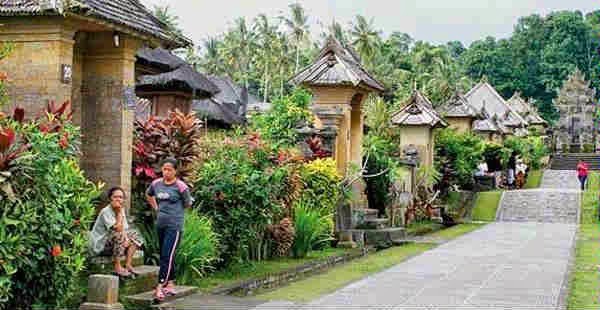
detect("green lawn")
(471, 191), (503, 221)
(194, 247), (352, 292)
(567, 172), (600, 309)
(524, 170), (542, 189)
(426, 223), (485, 239)
(405, 220), (444, 236)
(254, 223), (484, 303)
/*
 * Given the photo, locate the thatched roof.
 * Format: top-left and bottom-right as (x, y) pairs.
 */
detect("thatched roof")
(0, 0), (190, 48)
(193, 99), (243, 125)
(391, 91), (447, 128)
(192, 75), (260, 125)
(438, 92), (479, 118)
(291, 36), (384, 92)
(137, 64), (219, 97)
(136, 47), (187, 72)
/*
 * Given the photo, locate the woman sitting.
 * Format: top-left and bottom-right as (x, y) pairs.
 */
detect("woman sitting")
(89, 187), (143, 277)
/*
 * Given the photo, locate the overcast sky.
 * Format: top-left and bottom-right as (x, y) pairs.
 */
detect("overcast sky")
(140, 0), (597, 48)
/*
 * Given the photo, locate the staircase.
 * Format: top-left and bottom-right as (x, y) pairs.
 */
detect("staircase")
(550, 153), (600, 170)
(345, 208), (406, 248)
(89, 251), (197, 309)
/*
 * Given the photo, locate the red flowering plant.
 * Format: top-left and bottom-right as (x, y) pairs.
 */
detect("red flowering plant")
(0, 101), (102, 309)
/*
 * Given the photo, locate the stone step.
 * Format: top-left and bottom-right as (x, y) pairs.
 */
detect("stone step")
(347, 227), (406, 247)
(125, 285), (197, 308)
(363, 218), (388, 229)
(152, 293), (267, 310)
(121, 265), (159, 296)
(356, 208), (380, 221)
(88, 250), (145, 274)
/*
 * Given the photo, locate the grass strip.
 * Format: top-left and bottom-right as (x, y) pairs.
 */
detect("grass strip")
(194, 247), (350, 292)
(567, 172), (600, 309)
(524, 170), (542, 189)
(255, 223), (484, 303)
(471, 191), (502, 221)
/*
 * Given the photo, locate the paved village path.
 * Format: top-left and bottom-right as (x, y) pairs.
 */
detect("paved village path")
(252, 170), (580, 310)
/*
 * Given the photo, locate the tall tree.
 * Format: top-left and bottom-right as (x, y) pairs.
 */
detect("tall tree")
(153, 5), (183, 37)
(254, 14), (278, 102)
(200, 37), (223, 75)
(350, 15), (381, 66)
(281, 3), (310, 74)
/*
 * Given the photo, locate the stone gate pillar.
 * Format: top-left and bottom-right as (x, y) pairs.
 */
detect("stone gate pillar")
(81, 32), (141, 212)
(291, 37), (385, 239)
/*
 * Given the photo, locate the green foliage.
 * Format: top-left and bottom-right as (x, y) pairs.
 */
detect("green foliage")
(298, 158), (341, 215)
(363, 134), (398, 214)
(192, 134), (294, 264)
(250, 88), (313, 147)
(0, 110), (102, 309)
(503, 136), (548, 169)
(435, 128), (485, 188)
(583, 143), (594, 153)
(176, 210), (220, 284)
(291, 203), (333, 258)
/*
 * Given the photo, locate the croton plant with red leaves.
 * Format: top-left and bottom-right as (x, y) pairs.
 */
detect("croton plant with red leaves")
(132, 109), (203, 186)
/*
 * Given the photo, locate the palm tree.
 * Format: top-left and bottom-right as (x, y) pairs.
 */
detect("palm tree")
(153, 5), (183, 37)
(281, 3), (310, 74)
(327, 20), (347, 45)
(350, 15), (381, 66)
(220, 18), (255, 89)
(200, 37), (222, 75)
(254, 14), (277, 102)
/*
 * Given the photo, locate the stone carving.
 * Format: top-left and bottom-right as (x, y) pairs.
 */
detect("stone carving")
(553, 69), (597, 152)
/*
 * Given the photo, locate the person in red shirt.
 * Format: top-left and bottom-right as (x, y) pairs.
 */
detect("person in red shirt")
(576, 160), (589, 191)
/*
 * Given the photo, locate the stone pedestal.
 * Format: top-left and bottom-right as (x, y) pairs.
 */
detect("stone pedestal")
(80, 274), (124, 310)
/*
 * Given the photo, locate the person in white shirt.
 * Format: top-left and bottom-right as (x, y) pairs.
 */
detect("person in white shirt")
(89, 187), (143, 277)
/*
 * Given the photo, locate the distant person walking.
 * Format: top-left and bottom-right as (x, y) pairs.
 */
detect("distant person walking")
(576, 160), (589, 191)
(146, 157), (193, 302)
(507, 151), (517, 189)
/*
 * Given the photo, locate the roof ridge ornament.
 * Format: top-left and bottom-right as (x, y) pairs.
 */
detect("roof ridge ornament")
(326, 53), (337, 67)
(407, 103), (422, 115)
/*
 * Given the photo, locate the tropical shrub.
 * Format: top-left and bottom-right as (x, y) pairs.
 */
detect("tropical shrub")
(298, 158), (341, 215)
(131, 110), (202, 264)
(0, 102), (103, 309)
(291, 203), (333, 258)
(176, 210), (220, 284)
(363, 134), (399, 216)
(251, 88), (313, 147)
(435, 128), (485, 189)
(193, 133), (301, 264)
(503, 136), (548, 169)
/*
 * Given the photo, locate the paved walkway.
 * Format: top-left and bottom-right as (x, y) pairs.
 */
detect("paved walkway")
(252, 170), (580, 309)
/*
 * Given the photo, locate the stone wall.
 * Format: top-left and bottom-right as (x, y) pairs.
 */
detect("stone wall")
(399, 126), (434, 167)
(0, 18), (75, 116)
(446, 117), (472, 134)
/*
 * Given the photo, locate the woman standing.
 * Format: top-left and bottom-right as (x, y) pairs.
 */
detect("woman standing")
(90, 187), (143, 277)
(576, 160), (589, 191)
(146, 157), (193, 302)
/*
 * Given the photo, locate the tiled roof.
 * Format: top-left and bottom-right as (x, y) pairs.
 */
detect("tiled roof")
(507, 92), (547, 126)
(437, 92), (479, 118)
(472, 118), (499, 132)
(0, 0), (190, 48)
(391, 91), (447, 128)
(465, 82), (528, 129)
(291, 36), (385, 92)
